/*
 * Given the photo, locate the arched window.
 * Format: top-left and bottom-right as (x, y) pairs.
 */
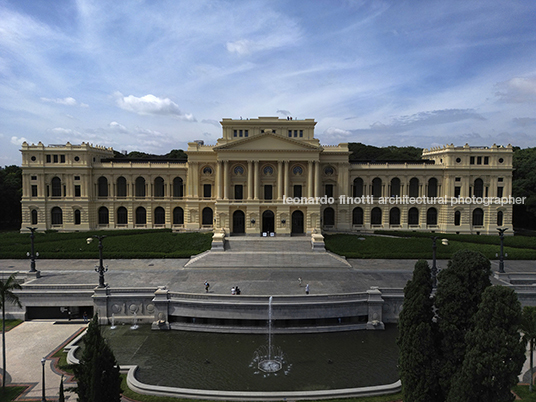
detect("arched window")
(371, 207), (382, 225)
(31, 209), (38, 225)
(136, 207), (146, 225)
(389, 207), (400, 225)
(117, 207), (128, 225)
(323, 207), (335, 226)
(427, 207), (437, 225)
(409, 178), (419, 197)
(98, 176), (108, 197)
(353, 178), (363, 197)
(154, 207), (165, 224)
(202, 207), (213, 225)
(135, 177), (146, 197)
(116, 177), (127, 197)
(51, 177), (62, 197)
(352, 207), (363, 225)
(474, 179), (484, 198)
(51, 206), (62, 225)
(497, 211), (504, 226)
(154, 177), (165, 198)
(472, 208), (484, 226)
(408, 207), (419, 225)
(98, 206), (109, 224)
(173, 207), (184, 225)
(74, 209), (81, 225)
(372, 178), (382, 197)
(428, 178), (438, 198)
(454, 210), (461, 226)
(390, 178), (401, 197)
(173, 177), (184, 198)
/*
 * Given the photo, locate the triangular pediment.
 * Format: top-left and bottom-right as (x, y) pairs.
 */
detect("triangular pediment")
(214, 132), (321, 152)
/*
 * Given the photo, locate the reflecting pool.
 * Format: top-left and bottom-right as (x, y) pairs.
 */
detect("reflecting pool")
(101, 325), (399, 392)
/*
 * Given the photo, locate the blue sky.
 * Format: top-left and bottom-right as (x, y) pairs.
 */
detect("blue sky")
(1, 0), (535, 165)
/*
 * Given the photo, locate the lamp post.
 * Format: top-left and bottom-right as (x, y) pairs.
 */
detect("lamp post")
(41, 357), (46, 402)
(27, 227), (41, 278)
(431, 236), (438, 288)
(86, 235), (108, 288)
(497, 228), (508, 274)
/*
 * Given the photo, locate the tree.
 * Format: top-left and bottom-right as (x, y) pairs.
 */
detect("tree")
(521, 306), (536, 392)
(397, 260), (441, 402)
(0, 165), (22, 230)
(0, 273), (22, 390)
(512, 147), (536, 229)
(447, 286), (525, 402)
(435, 249), (491, 397)
(73, 314), (122, 402)
(59, 374), (65, 402)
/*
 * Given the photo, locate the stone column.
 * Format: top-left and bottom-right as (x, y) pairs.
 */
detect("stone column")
(223, 160), (229, 200)
(215, 160), (221, 199)
(308, 161), (314, 197)
(247, 160), (253, 200)
(283, 160), (289, 199)
(253, 161), (259, 200)
(277, 161), (283, 199)
(314, 161), (321, 197)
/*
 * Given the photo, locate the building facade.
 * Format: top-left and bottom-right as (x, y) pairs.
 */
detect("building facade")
(20, 116), (514, 235)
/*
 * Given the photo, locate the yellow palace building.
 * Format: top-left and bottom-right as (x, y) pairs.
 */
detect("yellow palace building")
(20, 116), (514, 235)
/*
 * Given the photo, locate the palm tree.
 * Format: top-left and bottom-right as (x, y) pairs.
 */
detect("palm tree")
(0, 273), (22, 390)
(521, 306), (536, 392)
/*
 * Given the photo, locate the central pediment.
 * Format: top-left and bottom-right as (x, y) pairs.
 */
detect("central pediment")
(214, 132), (321, 152)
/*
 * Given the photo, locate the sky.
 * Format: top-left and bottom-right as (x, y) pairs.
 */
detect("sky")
(1, 0), (536, 166)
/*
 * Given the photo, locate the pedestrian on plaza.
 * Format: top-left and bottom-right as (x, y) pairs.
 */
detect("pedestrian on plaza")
(298, 277), (302, 287)
(235, 286), (241, 295)
(305, 284), (310, 295)
(83, 311), (88, 323)
(231, 286), (236, 295)
(204, 281), (210, 293)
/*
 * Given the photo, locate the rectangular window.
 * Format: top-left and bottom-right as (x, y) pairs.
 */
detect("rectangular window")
(470, 156), (475, 165)
(325, 184), (334, 198)
(233, 130), (237, 137)
(46, 155), (51, 163)
(294, 130), (298, 137)
(245, 130), (248, 137)
(454, 186), (461, 197)
(31, 175), (37, 180)
(299, 130), (303, 137)
(74, 185), (81, 197)
(484, 156), (489, 165)
(239, 130), (243, 137)
(31, 185), (38, 197)
(203, 184), (212, 198)
(60, 155), (65, 163)
(288, 130), (292, 137)
(455, 177), (461, 182)
(264, 185), (273, 200)
(235, 185), (243, 200)
(74, 176), (80, 181)
(477, 156), (482, 165)
(53, 154), (58, 163)
(294, 185), (302, 198)
(498, 177), (503, 182)
(497, 187), (503, 197)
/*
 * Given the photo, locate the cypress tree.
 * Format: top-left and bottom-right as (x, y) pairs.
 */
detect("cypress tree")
(521, 306), (536, 392)
(73, 314), (122, 402)
(397, 259), (441, 402)
(435, 249), (491, 397)
(447, 286), (525, 402)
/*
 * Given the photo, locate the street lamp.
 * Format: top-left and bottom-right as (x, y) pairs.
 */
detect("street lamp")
(41, 357), (46, 402)
(431, 236), (438, 288)
(86, 235), (108, 288)
(497, 228), (508, 274)
(27, 227), (41, 278)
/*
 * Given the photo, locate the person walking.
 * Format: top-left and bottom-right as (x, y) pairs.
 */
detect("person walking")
(204, 281), (210, 293)
(305, 284), (310, 295)
(298, 277), (302, 287)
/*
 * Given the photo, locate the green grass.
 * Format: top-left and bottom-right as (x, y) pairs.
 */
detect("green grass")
(0, 320), (23, 332)
(513, 385), (536, 400)
(120, 375), (403, 402)
(51, 347), (73, 375)
(0, 386), (26, 401)
(0, 230), (212, 259)
(325, 232), (536, 259)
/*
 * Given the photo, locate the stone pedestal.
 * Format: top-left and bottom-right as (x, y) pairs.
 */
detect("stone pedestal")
(366, 286), (385, 330)
(92, 286), (110, 325)
(152, 287), (170, 330)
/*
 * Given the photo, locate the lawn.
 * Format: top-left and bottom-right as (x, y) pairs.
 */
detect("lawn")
(0, 230), (212, 259)
(0, 387), (26, 402)
(0, 320), (23, 332)
(324, 231), (536, 259)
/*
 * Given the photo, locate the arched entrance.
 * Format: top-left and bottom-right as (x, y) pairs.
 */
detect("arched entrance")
(291, 210), (304, 235)
(262, 210), (275, 234)
(233, 210), (245, 234)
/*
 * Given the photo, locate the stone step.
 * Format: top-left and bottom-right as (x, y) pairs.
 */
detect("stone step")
(225, 237), (312, 253)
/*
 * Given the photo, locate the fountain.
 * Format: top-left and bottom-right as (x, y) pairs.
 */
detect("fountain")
(251, 296), (289, 375)
(130, 312), (139, 330)
(110, 313), (116, 330)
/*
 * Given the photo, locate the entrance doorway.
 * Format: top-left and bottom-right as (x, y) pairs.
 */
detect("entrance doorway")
(262, 210), (275, 234)
(291, 210), (304, 235)
(232, 210), (245, 234)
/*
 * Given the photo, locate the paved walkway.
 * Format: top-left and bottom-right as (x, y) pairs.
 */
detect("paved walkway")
(1, 321), (86, 400)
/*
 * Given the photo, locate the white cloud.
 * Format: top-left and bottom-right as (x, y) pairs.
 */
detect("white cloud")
(109, 121), (128, 133)
(11, 136), (28, 145)
(201, 119), (220, 128)
(495, 77), (536, 103)
(114, 92), (196, 121)
(40, 97), (79, 106)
